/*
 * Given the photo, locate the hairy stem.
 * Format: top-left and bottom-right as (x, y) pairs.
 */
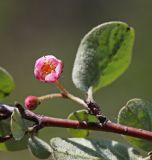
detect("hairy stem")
(55, 81), (107, 123)
(38, 93), (63, 102)
(55, 80), (88, 108)
(37, 92), (87, 109)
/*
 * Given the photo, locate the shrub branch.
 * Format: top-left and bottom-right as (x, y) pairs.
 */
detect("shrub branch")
(0, 103), (152, 143)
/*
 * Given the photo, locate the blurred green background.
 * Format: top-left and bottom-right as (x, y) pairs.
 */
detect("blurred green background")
(0, 0), (152, 159)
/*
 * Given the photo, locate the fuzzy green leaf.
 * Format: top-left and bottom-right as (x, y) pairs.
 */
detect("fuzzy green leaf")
(50, 138), (142, 160)
(72, 21), (135, 93)
(117, 98), (152, 152)
(28, 136), (53, 159)
(0, 119), (29, 151)
(11, 108), (26, 140)
(0, 67), (14, 100)
(67, 110), (97, 137)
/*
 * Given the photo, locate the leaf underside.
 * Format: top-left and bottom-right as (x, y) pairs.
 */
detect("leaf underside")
(50, 138), (142, 160)
(117, 98), (152, 152)
(11, 108), (26, 141)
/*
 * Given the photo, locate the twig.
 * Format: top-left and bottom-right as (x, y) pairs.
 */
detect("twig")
(41, 116), (152, 140)
(0, 134), (12, 142)
(0, 104), (152, 142)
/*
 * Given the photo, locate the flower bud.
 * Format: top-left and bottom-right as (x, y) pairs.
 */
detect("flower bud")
(24, 96), (40, 110)
(34, 55), (63, 83)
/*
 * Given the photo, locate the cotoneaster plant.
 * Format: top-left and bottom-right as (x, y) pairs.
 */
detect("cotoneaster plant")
(0, 21), (152, 160)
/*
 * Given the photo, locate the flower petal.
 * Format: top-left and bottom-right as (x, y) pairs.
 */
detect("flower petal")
(35, 56), (46, 69)
(44, 55), (57, 59)
(55, 62), (63, 76)
(45, 72), (58, 82)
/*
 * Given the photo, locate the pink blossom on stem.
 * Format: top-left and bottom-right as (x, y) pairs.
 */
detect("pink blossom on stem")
(34, 55), (63, 83)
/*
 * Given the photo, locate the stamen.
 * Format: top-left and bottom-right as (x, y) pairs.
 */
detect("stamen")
(41, 62), (56, 74)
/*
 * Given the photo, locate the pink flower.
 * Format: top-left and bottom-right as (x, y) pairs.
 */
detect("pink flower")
(34, 55), (63, 83)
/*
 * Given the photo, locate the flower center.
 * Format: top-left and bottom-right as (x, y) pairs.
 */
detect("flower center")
(41, 62), (56, 74)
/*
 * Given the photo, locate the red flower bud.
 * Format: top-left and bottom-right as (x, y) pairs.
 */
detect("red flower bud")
(24, 96), (40, 110)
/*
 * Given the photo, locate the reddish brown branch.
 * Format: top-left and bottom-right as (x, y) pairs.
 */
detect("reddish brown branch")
(0, 104), (152, 142)
(41, 116), (152, 140)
